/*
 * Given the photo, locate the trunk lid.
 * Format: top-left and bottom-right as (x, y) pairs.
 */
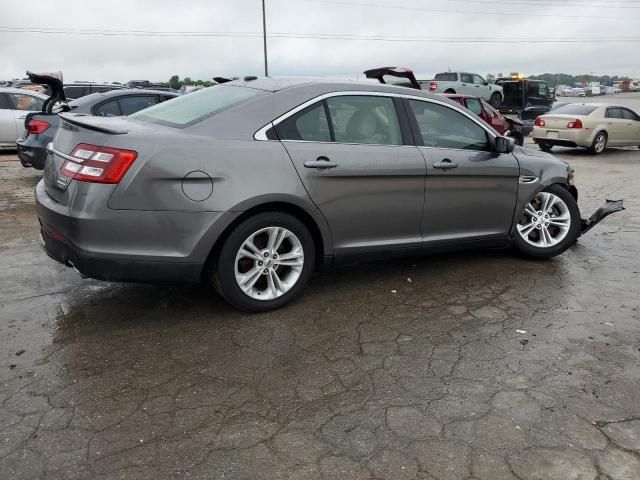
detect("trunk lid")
(363, 67), (421, 90)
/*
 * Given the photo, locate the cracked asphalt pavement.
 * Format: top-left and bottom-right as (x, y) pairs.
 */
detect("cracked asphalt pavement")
(1, 143), (639, 479)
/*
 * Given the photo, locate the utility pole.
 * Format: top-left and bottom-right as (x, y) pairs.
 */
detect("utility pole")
(262, 0), (269, 77)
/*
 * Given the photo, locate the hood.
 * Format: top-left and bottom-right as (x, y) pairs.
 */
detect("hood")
(26, 70), (67, 113)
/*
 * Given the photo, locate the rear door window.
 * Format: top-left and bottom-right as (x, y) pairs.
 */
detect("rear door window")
(117, 95), (158, 115)
(460, 73), (473, 84)
(408, 99), (489, 151)
(326, 95), (403, 145)
(606, 107), (623, 119)
(277, 95), (404, 146)
(276, 102), (331, 142)
(94, 100), (122, 117)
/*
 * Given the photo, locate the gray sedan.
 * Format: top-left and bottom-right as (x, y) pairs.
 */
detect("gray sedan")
(35, 78), (623, 311)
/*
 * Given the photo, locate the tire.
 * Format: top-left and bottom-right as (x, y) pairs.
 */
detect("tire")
(509, 132), (524, 146)
(490, 92), (502, 108)
(538, 142), (553, 152)
(513, 185), (581, 259)
(213, 211), (315, 312)
(589, 131), (607, 155)
(444, 89), (456, 94)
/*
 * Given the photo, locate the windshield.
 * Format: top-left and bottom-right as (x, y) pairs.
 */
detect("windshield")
(551, 104), (598, 116)
(131, 85), (265, 127)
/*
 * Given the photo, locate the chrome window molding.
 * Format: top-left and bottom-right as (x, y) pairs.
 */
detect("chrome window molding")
(253, 90), (498, 143)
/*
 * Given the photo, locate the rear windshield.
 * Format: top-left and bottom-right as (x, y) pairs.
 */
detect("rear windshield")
(434, 72), (458, 81)
(552, 104), (598, 116)
(131, 85), (264, 127)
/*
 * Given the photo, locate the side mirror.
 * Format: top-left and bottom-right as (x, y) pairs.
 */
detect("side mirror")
(495, 136), (515, 154)
(484, 81), (489, 86)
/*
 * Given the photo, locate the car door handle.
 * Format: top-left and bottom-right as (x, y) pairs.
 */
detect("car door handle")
(304, 157), (338, 170)
(433, 159), (458, 170)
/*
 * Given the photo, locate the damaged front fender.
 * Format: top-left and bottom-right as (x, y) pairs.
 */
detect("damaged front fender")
(580, 199), (625, 236)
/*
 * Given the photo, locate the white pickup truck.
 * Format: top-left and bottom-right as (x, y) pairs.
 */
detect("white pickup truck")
(421, 72), (504, 107)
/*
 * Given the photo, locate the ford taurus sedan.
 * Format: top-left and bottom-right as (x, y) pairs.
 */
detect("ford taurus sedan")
(35, 78), (623, 311)
(533, 103), (640, 154)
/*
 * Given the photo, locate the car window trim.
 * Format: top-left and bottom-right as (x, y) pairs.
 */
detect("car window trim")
(255, 90), (497, 145)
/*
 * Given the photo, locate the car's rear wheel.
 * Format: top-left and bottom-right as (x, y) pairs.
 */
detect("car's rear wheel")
(538, 142), (553, 152)
(213, 212), (315, 312)
(513, 185), (581, 259)
(490, 92), (502, 108)
(589, 131), (607, 155)
(444, 89), (456, 94)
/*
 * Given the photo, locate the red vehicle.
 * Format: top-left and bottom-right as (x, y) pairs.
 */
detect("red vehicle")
(443, 94), (524, 145)
(364, 67), (524, 145)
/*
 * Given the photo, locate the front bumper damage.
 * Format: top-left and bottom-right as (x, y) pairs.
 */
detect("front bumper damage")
(580, 199), (625, 236)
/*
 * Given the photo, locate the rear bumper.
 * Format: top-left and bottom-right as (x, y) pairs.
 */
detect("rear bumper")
(532, 127), (594, 148)
(35, 179), (224, 284)
(16, 137), (48, 170)
(39, 225), (202, 284)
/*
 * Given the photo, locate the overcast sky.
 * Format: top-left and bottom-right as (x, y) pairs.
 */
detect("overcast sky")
(1, 0), (638, 83)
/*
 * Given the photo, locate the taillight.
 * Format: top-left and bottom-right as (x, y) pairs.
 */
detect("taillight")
(429, 81), (437, 91)
(60, 143), (137, 184)
(534, 117), (545, 127)
(567, 119), (583, 129)
(27, 119), (50, 135)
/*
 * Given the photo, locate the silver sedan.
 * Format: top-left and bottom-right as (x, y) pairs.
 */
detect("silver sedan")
(0, 87), (47, 148)
(533, 103), (640, 154)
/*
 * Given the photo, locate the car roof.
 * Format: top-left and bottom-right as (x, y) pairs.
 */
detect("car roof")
(223, 76), (458, 102)
(64, 83), (125, 87)
(69, 88), (179, 109)
(0, 87), (47, 98)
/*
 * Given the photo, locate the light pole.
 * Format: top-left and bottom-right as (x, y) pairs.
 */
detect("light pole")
(262, 0), (269, 77)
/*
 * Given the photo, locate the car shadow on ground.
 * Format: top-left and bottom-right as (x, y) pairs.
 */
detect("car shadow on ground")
(49, 246), (565, 344)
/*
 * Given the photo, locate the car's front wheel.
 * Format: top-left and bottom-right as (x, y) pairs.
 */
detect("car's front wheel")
(490, 92), (502, 107)
(513, 185), (581, 259)
(213, 212), (315, 312)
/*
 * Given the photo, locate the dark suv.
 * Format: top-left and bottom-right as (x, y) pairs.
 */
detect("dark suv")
(63, 83), (125, 100)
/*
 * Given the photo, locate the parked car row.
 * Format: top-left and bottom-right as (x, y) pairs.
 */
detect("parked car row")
(17, 79), (178, 169)
(32, 72), (624, 311)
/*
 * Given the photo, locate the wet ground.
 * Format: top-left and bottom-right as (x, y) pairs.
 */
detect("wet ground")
(1, 142), (639, 480)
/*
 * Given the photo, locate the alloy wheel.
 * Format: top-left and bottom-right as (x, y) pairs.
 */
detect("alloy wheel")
(594, 133), (606, 153)
(516, 191), (571, 248)
(234, 226), (304, 300)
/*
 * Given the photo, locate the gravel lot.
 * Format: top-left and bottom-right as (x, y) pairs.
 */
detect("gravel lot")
(1, 104), (639, 479)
